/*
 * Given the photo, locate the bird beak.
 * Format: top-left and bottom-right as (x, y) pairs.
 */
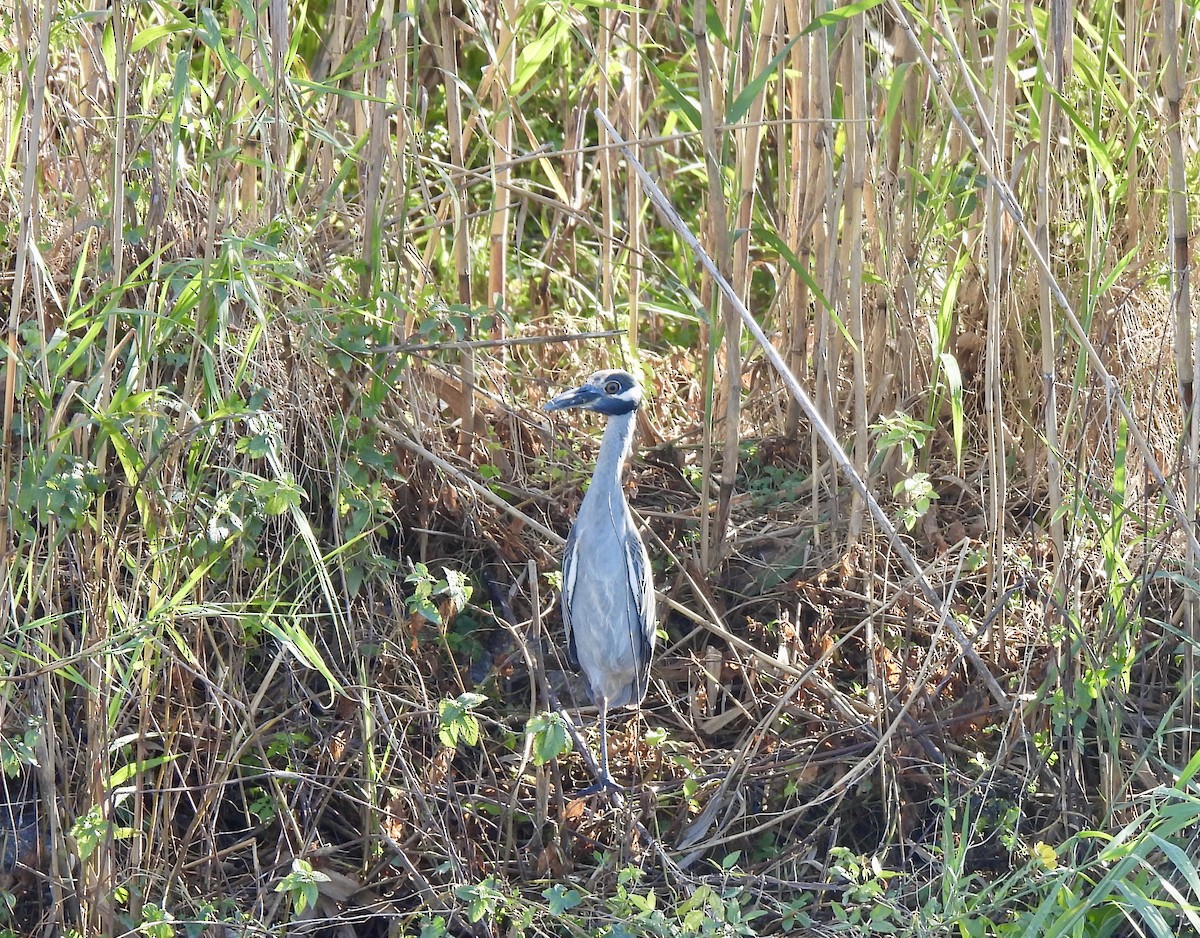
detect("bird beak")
(544, 383), (603, 412)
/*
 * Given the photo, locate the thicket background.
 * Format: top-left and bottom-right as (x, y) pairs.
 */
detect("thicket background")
(1, 0), (1199, 934)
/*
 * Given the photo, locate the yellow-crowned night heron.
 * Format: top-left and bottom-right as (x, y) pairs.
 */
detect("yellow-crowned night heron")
(545, 369), (655, 793)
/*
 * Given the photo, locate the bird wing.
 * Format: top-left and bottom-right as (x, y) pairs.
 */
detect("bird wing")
(561, 524), (581, 670)
(622, 526), (656, 699)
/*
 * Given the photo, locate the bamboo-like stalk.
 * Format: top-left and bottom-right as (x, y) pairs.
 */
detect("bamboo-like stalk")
(392, 10), (412, 336)
(87, 0), (128, 926)
(2, 0), (55, 555)
(1163, 0), (1196, 763)
(810, 5), (837, 540)
(1122, 0), (1142, 241)
(782, 2), (813, 441)
(268, 0), (287, 216)
(1034, 0), (1069, 814)
(598, 6), (615, 319)
(316, 0), (349, 194)
(717, 0), (779, 562)
(231, 4), (258, 225)
(435, 0), (475, 454)
(625, 0), (643, 351)
(696, 0), (731, 573)
(361, 0), (394, 295)
(890, 19), (919, 400)
(489, 0), (517, 338)
(842, 15), (868, 541)
(985, 0), (1012, 661)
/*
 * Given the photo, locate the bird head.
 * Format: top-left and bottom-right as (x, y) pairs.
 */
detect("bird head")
(543, 369), (643, 416)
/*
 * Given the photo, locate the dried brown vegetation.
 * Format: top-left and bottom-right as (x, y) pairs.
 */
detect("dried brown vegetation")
(1, 0), (1199, 935)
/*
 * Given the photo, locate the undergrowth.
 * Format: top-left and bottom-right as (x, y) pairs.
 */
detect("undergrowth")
(1, 0), (1199, 936)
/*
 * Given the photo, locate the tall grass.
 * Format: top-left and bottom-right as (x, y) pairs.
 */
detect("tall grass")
(0, 0), (1197, 934)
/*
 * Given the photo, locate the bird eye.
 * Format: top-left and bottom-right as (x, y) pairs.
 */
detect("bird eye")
(603, 380), (621, 395)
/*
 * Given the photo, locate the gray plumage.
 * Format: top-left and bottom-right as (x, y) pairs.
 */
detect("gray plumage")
(545, 369), (655, 792)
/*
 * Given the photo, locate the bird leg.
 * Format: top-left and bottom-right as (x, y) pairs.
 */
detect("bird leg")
(577, 695), (622, 795)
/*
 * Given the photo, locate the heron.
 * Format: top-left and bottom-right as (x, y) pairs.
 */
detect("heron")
(544, 369), (655, 794)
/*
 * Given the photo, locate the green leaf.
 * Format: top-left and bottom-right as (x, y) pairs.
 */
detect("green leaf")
(802, 0), (889, 35)
(261, 617), (339, 689)
(439, 693), (487, 748)
(196, 8), (270, 104)
(513, 13), (571, 95)
(236, 434), (273, 459)
(704, 1), (728, 46)
(752, 226), (853, 347)
(108, 754), (181, 789)
(527, 711), (573, 765)
(1047, 85), (1116, 182)
(938, 352), (964, 471)
(644, 57), (701, 131)
(410, 596), (441, 625)
(130, 18), (192, 54)
(440, 567), (473, 607)
(101, 17), (117, 80)
(543, 884), (582, 915)
(257, 478), (304, 515)
(727, 33), (803, 124)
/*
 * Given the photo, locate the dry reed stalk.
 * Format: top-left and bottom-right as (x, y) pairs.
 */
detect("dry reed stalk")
(2, 0), (54, 555)
(696, 0), (731, 572)
(625, 2), (644, 348)
(985, 6), (1012, 661)
(317, 0), (349, 193)
(267, 0), (288, 216)
(230, 5), (259, 225)
(434, 0), (475, 453)
(1163, 0), (1196, 761)
(839, 8), (879, 746)
(361, 0), (395, 294)
(781, 2), (812, 441)
(888, 20), (920, 401)
(489, 0), (517, 337)
(348, 1), (369, 143)
(393, 12), (413, 333)
(598, 7), (616, 318)
(84, 0), (129, 928)
(1034, 4), (1069, 810)
(842, 15), (868, 544)
(720, 0), (779, 563)
(810, 11), (837, 542)
(1122, 0), (1144, 241)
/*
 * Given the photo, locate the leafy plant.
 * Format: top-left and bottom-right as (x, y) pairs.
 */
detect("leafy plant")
(894, 472), (938, 531)
(874, 412), (940, 529)
(274, 858), (330, 918)
(406, 562), (474, 626)
(872, 411), (934, 472)
(0, 729), (39, 778)
(543, 884), (583, 915)
(454, 878), (505, 924)
(70, 805), (135, 863)
(438, 693), (487, 749)
(525, 711), (573, 765)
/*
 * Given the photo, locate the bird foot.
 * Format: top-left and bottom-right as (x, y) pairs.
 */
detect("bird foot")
(575, 775), (623, 797)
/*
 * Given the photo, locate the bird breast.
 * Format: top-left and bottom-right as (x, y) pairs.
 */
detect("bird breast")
(568, 490), (648, 708)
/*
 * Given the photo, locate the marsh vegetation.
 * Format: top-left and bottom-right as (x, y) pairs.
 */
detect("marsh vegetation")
(1, 0), (1199, 934)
